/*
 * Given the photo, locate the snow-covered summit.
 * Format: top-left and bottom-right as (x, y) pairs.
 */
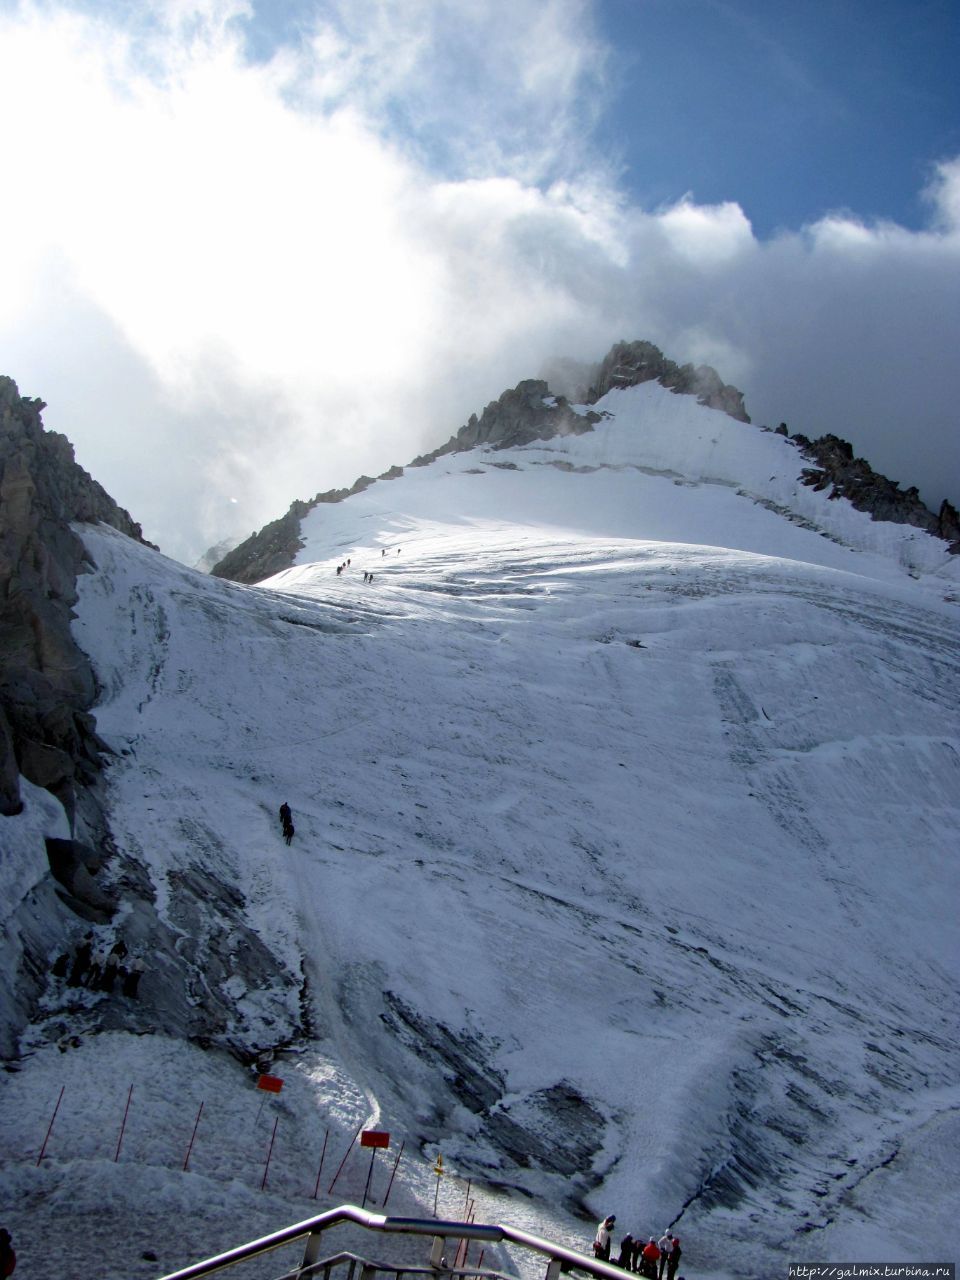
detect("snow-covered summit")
(270, 379), (958, 593)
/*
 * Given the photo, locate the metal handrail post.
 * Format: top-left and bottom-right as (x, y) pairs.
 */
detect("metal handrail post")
(298, 1229), (324, 1278)
(429, 1236), (446, 1270)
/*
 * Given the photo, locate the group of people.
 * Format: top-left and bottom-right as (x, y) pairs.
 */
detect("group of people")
(52, 933), (144, 998)
(594, 1216), (683, 1280)
(334, 546), (403, 579)
(279, 802), (295, 845)
(334, 557), (378, 583)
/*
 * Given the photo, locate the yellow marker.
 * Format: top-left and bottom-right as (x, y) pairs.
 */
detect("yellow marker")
(433, 1155), (444, 1176)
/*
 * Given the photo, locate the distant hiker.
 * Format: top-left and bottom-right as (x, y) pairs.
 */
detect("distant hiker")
(0, 1228), (16, 1276)
(83, 949), (105, 989)
(279, 802), (292, 831)
(123, 957), (144, 998)
(368, 573), (374, 584)
(616, 1234), (634, 1268)
(666, 1238), (681, 1280)
(593, 1215), (615, 1261)
(657, 1234), (673, 1280)
(640, 1239), (660, 1279)
(67, 931), (94, 986)
(347, 558), (351, 566)
(397, 547), (401, 554)
(99, 950), (120, 992)
(283, 818), (295, 846)
(381, 548), (386, 557)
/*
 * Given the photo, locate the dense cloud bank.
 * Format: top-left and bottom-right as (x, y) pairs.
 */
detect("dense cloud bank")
(0, 0), (957, 562)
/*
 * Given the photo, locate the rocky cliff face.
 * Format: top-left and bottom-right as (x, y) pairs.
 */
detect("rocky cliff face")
(1, 379), (305, 1061)
(0, 378), (146, 818)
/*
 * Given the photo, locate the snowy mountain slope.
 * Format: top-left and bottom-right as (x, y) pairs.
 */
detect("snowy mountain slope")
(281, 381), (958, 584)
(1, 382), (959, 1280)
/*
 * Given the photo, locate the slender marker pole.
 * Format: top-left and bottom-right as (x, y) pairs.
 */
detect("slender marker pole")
(361, 1145), (377, 1209)
(115, 1084), (134, 1162)
(327, 1123), (362, 1195)
(183, 1101), (204, 1172)
(312, 1129), (329, 1199)
(36, 1086), (65, 1166)
(381, 1139), (404, 1208)
(261, 1116), (279, 1191)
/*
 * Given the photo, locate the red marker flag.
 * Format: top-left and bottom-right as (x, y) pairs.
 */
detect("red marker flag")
(257, 1074), (284, 1093)
(360, 1130), (390, 1148)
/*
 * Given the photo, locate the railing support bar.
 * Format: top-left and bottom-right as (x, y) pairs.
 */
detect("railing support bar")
(545, 1259), (562, 1280)
(298, 1229), (324, 1278)
(430, 1236), (447, 1270)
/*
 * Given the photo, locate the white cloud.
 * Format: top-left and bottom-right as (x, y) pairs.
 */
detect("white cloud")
(0, 0), (957, 565)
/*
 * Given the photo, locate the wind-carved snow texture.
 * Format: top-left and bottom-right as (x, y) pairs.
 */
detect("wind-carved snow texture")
(1, 380), (958, 1280)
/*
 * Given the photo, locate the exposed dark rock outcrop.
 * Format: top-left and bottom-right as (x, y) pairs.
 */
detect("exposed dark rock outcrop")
(408, 379), (601, 467)
(0, 377), (147, 817)
(790, 431), (960, 552)
(588, 339), (751, 422)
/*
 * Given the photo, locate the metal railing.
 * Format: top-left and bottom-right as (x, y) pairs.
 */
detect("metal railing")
(156, 1203), (632, 1280)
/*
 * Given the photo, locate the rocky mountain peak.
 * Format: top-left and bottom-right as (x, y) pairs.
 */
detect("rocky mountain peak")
(588, 339), (751, 421)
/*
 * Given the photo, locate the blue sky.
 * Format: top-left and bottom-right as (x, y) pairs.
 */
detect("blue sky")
(594, 0), (960, 236)
(0, 0), (958, 562)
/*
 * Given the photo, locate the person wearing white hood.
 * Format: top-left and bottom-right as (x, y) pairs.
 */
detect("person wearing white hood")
(594, 1215), (616, 1261)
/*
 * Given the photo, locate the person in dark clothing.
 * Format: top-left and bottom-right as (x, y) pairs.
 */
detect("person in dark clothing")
(99, 951), (120, 992)
(279, 803), (293, 840)
(0, 1227), (16, 1276)
(122, 957), (144, 998)
(630, 1237), (643, 1273)
(84, 953), (103, 988)
(616, 1234), (634, 1268)
(666, 1237), (681, 1280)
(67, 932), (94, 986)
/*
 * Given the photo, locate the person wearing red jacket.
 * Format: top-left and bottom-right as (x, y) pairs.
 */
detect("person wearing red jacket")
(640, 1238), (660, 1279)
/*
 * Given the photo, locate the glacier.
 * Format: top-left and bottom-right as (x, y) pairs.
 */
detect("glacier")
(1, 380), (958, 1280)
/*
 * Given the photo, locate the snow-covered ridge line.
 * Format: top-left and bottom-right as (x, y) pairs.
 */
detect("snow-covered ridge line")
(214, 360), (958, 588)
